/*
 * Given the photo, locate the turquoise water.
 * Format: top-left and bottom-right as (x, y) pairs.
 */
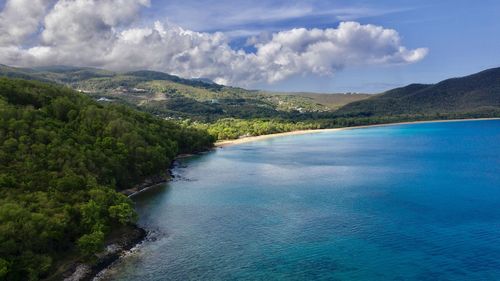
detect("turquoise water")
(104, 120), (500, 281)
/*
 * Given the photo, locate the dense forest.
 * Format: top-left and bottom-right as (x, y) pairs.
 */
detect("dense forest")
(0, 78), (214, 280)
(188, 118), (321, 140)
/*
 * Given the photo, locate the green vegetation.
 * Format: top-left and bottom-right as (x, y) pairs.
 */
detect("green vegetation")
(76, 77), (338, 121)
(336, 68), (500, 117)
(0, 78), (213, 280)
(263, 91), (372, 110)
(0, 65), (370, 122)
(188, 111), (500, 141)
(188, 119), (321, 140)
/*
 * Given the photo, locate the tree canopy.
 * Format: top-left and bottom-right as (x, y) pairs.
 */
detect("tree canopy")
(0, 78), (214, 280)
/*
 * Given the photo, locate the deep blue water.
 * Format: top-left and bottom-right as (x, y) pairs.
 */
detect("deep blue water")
(103, 120), (500, 281)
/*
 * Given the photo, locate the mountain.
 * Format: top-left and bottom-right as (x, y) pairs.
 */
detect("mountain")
(0, 65), (370, 121)
(264, 91), (373, 110)
(336, 67), (500, 117)
(2, 64), (499, 122)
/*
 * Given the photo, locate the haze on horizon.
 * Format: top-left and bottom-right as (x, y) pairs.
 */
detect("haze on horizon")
(0, 0), (499, 93)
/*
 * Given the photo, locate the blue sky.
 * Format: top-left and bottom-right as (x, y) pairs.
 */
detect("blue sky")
(146, 0), (500, 92)
(1, 0), (499, 93)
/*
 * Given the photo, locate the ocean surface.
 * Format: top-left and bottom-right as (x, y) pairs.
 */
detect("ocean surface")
(102, 120), (500, 281)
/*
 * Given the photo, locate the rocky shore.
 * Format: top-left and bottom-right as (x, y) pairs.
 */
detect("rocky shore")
(61, 225), (146, 281)
(121, 171), (172, 197)
(59, 155), (201, 280)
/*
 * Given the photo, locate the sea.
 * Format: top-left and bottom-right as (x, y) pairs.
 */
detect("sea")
(102, 120), (500, 281)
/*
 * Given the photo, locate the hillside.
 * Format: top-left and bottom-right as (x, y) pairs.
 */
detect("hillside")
(0, 65), (370, 121)
(263, 91), (372, 110)
(2, 64), (499, 142)
(336, 67), (500, 116)
(0, 78), (213, 280)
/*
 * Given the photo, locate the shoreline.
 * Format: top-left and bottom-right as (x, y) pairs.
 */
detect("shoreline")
(64, 151), (211, 280)
(215, 117), (500, 147)
(57, 225), (146, 281)
(80, 117), (499, 280)
(122, 151), (212, 198)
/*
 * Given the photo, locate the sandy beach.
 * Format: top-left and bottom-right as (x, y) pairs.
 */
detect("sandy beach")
(215, 118), (500, 147)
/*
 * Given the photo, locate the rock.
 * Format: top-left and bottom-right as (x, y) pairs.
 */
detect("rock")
(62, 225), (147, 281)
(63, 264), (91, 281)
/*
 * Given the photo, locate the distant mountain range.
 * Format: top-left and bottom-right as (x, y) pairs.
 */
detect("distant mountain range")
(336, 67), (500, 117)
(0, 64), (370, 121)
(1, 64), (499, 120)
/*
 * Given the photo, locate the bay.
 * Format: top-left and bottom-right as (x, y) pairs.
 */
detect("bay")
(103, 120), (500, 281)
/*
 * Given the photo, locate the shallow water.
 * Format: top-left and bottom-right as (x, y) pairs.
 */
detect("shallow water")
(103, 120), (500, 281)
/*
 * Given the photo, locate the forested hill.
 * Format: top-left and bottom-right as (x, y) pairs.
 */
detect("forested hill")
(0, 78), (214, 280)
(0, 64), (370, 121)
(335, 67), (500, 117)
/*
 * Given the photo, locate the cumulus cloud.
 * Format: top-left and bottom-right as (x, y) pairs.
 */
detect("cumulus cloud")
(0, 0), (427, 86)
(0, 0), (53, 45)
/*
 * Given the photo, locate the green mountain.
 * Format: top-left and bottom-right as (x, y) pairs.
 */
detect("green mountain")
(264, 91), (372, 110)
(336, 67), (500, 117)
(0, 65), (370, 121)
(0, 77), (213, 280)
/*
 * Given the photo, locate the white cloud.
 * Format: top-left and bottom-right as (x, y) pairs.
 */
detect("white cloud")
(0, 0), (53, 45)
(0, 0), (427, 87)
(41, 0), (149, 45)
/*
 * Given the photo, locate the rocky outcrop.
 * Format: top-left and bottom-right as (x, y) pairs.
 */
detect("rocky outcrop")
(121, 172), (171, 197)
(62, 226), (147, 281)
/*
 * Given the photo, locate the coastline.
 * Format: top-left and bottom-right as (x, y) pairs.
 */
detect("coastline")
(62, 152), (209, 280)
(74, 117), (499, 280)
(122, 152), (210, 198)
(89, 116), (500, 280)
(55, 225), (146, 281)
(215, 117), (500, 147)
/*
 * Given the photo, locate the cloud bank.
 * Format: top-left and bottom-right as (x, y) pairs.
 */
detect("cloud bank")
(0, 0), (428, 86)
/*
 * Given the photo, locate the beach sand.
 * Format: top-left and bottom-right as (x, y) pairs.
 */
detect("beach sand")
(215, 118), (500, 147)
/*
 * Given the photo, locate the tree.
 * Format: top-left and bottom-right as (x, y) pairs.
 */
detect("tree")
(109, 203), (137, 225)
(77, 230), (105, 257)
(0, 78), (214, 280)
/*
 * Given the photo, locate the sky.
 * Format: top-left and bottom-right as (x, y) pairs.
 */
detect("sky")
(0, 0), (499, 93)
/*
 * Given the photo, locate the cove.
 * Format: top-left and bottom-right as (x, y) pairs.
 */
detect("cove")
(102, 120), (500, 280)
